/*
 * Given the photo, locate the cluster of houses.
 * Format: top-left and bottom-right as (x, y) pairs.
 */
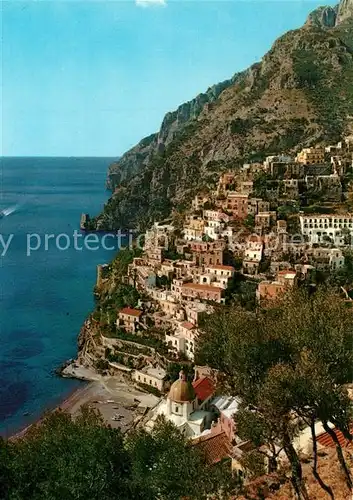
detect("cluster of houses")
(94, 136), (353, 470)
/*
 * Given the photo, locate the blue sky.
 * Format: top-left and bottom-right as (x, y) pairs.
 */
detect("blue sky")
(1, 0), (335, 157)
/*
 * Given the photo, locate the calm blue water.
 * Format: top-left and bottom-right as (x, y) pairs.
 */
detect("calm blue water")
(0, 157), (117, 437)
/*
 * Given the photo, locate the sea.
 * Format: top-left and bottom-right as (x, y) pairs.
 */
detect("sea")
(0, 157), (119, 437)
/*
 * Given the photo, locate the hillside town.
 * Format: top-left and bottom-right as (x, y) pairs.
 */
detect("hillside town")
(73, 136), (353, 482)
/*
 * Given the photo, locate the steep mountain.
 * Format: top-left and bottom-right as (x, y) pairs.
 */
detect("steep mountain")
(94, 1), (353, 231)
(106, 75), (240, 189)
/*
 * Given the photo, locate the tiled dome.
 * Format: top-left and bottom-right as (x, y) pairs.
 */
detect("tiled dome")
(167, 370), (195, 403)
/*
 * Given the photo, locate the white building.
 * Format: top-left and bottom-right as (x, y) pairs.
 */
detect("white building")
(132, 365), (166, 392)
(184, 227), (203, 242)
(243, 237), (263, 275)
(204, 264), (235, 279)
(244, 242), (263, 262)
(146, 371), (215, 438)
(203, 210), (224, 222)
(166, 321), (197, 360)
(306, 247), (345, 271)
(299, 214), (353, 246)
(199, 264), (235, 288)
(204, 220), (223, 240)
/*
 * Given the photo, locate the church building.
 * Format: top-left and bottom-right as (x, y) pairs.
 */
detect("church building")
(146, 370), (215, 438)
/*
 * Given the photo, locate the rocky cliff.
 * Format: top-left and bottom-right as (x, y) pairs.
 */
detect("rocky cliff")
(95, 0), (353, 231)
(306, 0), (353, 27)
(305, 5), (338, 28)
(106, 75), (240, 190)
(337, 0), (353, 23)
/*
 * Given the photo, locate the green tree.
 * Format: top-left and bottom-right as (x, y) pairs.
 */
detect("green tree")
(2, 410), (238, 500)
(126, 416), (237, 500)
(5, 407), (134, 500)
(196, 288), (353, 499)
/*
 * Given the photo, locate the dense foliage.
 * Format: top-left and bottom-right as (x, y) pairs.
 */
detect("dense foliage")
(1, 409), (236, 500)
(196, 287), (353, 499)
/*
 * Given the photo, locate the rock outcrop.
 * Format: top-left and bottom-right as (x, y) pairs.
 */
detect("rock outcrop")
(306, 5), (338, 28)
(306, 0), (353, 27)
(337, 0), (353, 23)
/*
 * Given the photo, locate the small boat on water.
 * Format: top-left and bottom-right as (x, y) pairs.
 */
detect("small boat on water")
(0, 204), (19, 219)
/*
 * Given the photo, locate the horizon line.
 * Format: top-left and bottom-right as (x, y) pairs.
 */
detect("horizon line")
(0, 155), (120, 159)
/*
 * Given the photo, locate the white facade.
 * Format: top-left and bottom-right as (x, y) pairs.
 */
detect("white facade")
(306, 247), (345, 270)
(204, 227), (220, 241)
(133, 366), (166, 392)
(300, 215), (353, 246)
(200, 265), (235, 289)
(203, 210), (224, 222)
(145, 373), (214, 438)
(184, 227), (203, 242)
(204, 265), (235, 278)
(244, 243), (263, 262)
(165, 321), (197, 360)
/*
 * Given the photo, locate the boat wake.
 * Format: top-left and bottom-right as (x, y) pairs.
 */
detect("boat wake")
(0, 203), (22, 219)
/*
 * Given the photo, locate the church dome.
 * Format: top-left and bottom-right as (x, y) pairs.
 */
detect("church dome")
(168, 370), (195, 403)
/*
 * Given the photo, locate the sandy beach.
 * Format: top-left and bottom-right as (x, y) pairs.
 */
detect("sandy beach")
(10, 364), (160, 440)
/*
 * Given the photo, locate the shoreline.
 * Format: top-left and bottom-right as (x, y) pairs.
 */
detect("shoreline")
(7, 363), (161, 441)
(7, 382), (89, 441)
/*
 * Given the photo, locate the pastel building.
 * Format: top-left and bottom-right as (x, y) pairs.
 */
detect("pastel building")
(189, 240), (225, 267)
(181, 283), (225, 304)
(296, 147), (325, 165)
(305, 247), (345, 271)
(211, 395), (240, 443)
(243, 238), (263, 275)
(184, 302), (213, 326)
(256, 270), (296, 304)
(224, 193), (248, 220)
(117, 307), (142, 333)
(132, 365), (166, 392)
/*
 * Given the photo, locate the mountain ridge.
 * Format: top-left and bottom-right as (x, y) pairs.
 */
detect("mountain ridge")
(95, 0), (353, 231)
(306, 0), (353, 27)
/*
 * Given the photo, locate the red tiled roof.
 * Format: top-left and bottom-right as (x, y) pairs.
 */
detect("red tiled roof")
(181, 283), (223, 294)
(192, 376), (214, 402)
(316, 427), (353, 449)
(119, 307), (142, 317)
(193, 430), (232, 465)
(206, 264), (235, 271)
(181, 321), (195, 330)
